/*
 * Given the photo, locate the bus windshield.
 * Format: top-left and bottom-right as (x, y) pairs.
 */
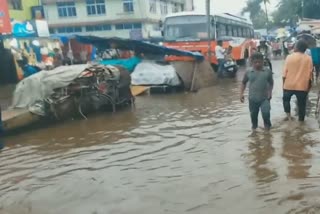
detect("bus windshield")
(164, 15), (214, 42)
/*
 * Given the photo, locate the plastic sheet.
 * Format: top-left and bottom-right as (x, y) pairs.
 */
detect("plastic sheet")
(131, 62), (181, 86)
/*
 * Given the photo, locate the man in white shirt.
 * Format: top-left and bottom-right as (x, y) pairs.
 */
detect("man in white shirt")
(80, 49), (88, 63)
(215, 40), (225, 77)
(283, 41), (289, 57)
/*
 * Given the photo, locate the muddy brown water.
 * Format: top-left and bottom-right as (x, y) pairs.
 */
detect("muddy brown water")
(1, 60), (320, 214)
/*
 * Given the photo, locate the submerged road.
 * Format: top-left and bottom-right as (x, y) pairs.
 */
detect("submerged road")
(1, 60), (320, 214)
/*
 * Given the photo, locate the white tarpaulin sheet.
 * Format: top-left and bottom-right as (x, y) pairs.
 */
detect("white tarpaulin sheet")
(131, 62), (181, 86)
(12, 64), (89, 108)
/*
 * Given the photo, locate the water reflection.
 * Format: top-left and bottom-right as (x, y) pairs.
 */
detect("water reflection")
(248, 133), (277, 184)
(0, 139), (4, 150)
(1, 61), (320, 213)
(281, 125), (313, 179)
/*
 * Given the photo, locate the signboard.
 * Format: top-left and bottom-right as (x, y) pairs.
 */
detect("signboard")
(35, 20), (50, 37)
(12, 20), (37, 37)
(0, 0), (12, 34)
(11, 19), (50, 38)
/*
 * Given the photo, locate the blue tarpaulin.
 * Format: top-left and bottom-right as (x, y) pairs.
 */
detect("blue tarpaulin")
(100, 57), (142, 73)
(75, 35), (204, 61)
(50, 34), (73, 44)
(311, 47), (320, 65)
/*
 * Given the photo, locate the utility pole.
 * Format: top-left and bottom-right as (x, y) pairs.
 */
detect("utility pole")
(263, 0), (269, 34)
(301, 0), (304, 19)
(206, 0), (211, 62)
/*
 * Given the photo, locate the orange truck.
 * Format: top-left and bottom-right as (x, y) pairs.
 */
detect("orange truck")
(163, 12), (256, 65)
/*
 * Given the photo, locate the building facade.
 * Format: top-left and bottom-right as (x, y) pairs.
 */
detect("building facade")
(185, 0), (193, 11)
(42, 0), (189, 39)
(8, 0), (40, 20)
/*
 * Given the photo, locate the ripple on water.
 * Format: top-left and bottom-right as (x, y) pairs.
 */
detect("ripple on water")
(2, 62), (320, 214)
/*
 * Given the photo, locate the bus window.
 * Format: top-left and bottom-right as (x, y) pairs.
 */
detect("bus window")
(163, 15), (213, 41)
(217, 23), (227, 37)
(232, 26), (237, 37)
(237, 27), (242, 38)
(246, 28), (250, 37)
(226, 25), (232, 36)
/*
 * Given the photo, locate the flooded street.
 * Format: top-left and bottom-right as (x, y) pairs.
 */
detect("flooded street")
(2, 60), (320, 214)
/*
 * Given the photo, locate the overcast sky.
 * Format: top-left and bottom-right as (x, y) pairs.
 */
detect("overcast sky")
(195, 0), (279, 15)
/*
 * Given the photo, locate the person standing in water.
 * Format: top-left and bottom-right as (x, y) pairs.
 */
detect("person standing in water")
(215, 40), (225, 78)
(282, 39), (313, 122)
(240, 52), (274, 131)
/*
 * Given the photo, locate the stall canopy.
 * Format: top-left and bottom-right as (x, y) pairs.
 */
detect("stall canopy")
(75, 35), (204, 61)
(50, 34), (74, 44)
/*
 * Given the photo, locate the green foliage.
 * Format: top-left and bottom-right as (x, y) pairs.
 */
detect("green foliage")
(242, 0), (269, 29)
(242, 0), (320, 28)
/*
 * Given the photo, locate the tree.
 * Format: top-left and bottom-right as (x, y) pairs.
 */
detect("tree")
(303, 0), (320, 19)
(243, 0), (320, 28)
(242, 0), (270, 29)
(272, 0), (320, 27)
(252, 10), (269, 29)
(263, 0), (270, 30)
(242, 0), (269, 28)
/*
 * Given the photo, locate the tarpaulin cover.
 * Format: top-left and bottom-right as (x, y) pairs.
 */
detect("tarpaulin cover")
(100, 56), (142, 72)
(311, 47), (320, 65)
(11, 64), (89, 108)
(75, 35), (204, 61)
(131, 61), (181, 86)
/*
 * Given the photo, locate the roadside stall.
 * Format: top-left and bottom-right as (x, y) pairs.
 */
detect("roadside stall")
(75, 35), (211, 94)
(2, 19), (56, 80)
(2, 35), (207, 133)
(50, 35), (94, 65)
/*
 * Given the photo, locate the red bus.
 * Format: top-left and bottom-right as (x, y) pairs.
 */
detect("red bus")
(163, 12), (256, 64)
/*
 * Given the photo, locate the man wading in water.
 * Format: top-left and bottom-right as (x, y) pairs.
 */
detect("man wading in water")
(282, 39), (313, 122)
(240, 52), (274, 131)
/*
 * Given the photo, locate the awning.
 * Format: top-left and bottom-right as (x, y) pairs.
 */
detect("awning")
(75, 35), (204, 61)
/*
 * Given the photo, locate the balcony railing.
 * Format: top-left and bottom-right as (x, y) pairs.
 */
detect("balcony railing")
(42, 0), (186, 4)
(41, 0), (79, 4)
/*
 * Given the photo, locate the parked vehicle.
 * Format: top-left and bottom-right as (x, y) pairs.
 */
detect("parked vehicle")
(261, 51), (273, 71)
(163, 12), (256, 66)
(223, 59), (238, 77)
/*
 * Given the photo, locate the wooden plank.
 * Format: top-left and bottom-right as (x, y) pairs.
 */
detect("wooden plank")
(2, 109), (41, 131)
(131, 86), (150, 96)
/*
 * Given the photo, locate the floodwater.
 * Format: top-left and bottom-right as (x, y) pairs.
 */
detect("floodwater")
(1, 60), (320, 214)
